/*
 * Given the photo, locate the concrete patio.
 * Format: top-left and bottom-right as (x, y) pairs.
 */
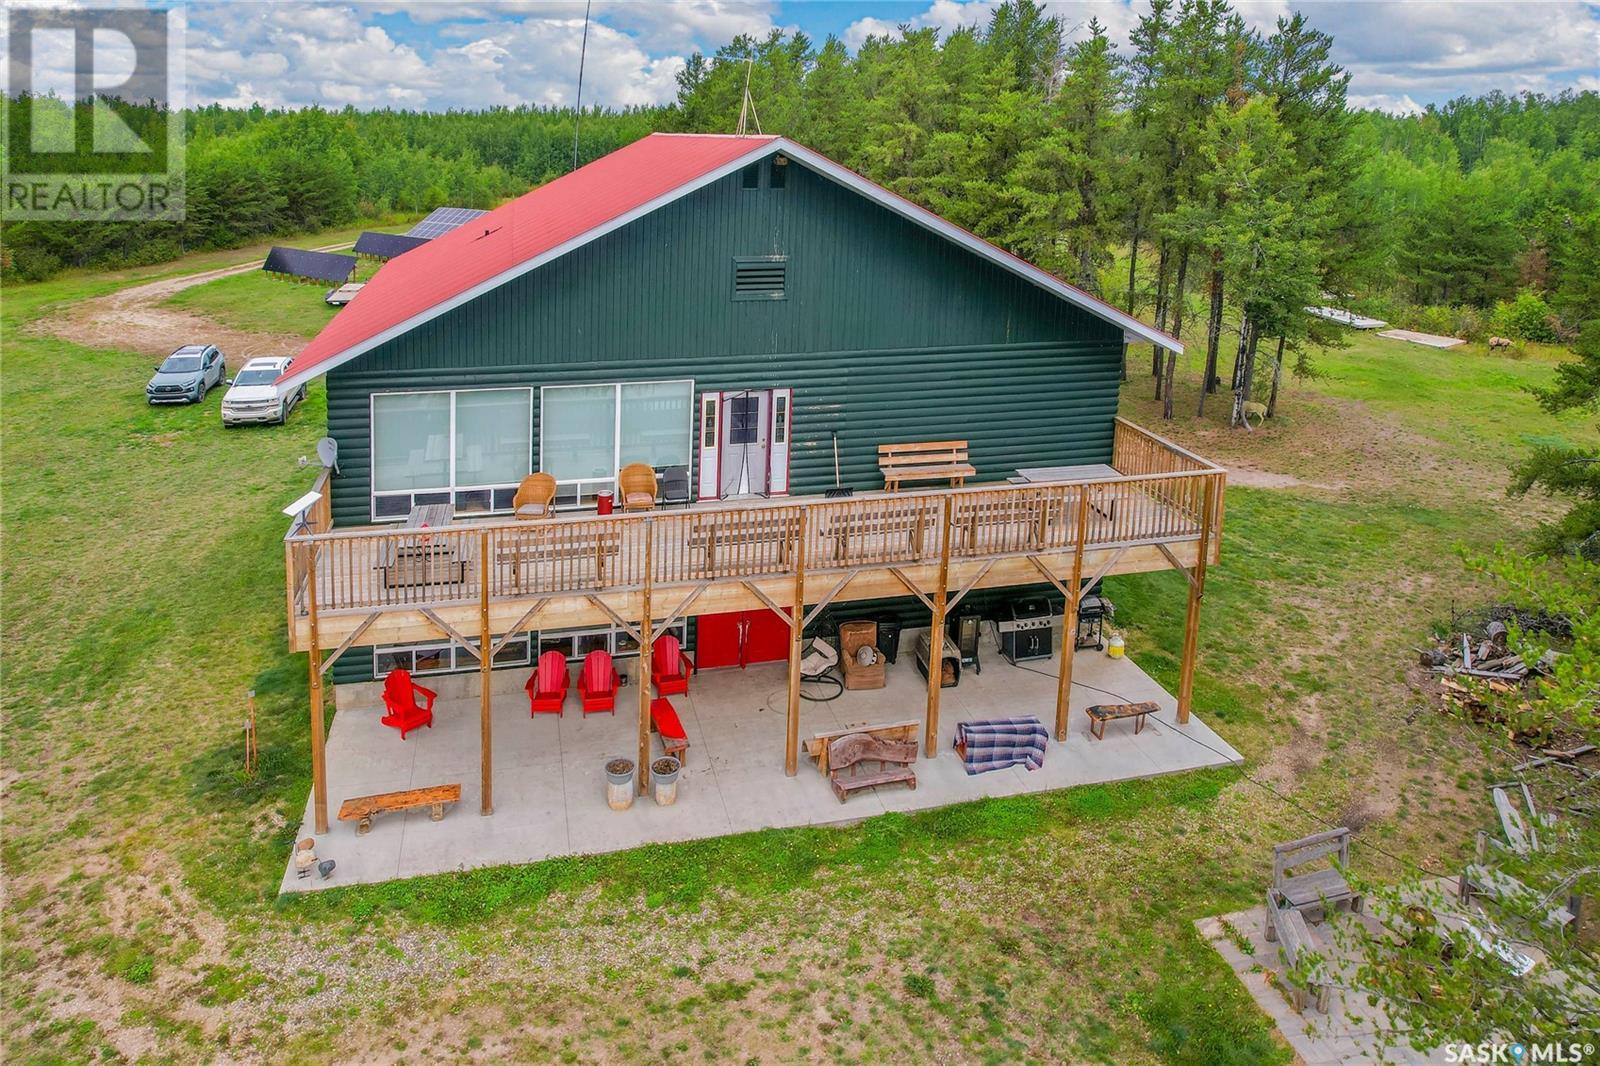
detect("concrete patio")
(281, 628), (1243, 893)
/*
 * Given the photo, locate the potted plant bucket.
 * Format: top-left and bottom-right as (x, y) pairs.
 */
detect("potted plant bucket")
(651, 756), (681, 806)
(605, 757), (635, 811)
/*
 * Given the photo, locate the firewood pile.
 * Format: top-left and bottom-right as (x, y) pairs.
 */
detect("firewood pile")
(1418, 620), (1560, 738)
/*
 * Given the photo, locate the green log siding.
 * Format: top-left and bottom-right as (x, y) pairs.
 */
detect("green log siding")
(325, 155), (1123, 528)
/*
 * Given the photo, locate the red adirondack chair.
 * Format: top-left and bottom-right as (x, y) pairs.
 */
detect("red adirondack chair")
(651, 634), (695, 697)
(525, 650), (571, 716)
(380, 668), (436, 739)
(577, 649), (621, 715)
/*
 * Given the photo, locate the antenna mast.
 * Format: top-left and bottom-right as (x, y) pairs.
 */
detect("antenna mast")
(735, 57), (761, 136)
(571, 0), (593, 169)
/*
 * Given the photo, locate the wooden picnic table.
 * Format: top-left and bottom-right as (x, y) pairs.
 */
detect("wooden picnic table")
(379, 504), (471, 589)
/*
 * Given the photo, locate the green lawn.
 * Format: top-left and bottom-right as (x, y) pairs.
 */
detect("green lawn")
(160, 221), (406, 338)
(3, 241), (1588, 1063)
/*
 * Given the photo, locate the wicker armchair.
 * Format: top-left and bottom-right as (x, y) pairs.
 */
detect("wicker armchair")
(618, 463), (658, 512)
(838, 621), (887, 690)
(512, 472), (557, 519)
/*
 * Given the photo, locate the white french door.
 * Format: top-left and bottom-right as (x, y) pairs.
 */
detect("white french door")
(697, 387), (791, 501)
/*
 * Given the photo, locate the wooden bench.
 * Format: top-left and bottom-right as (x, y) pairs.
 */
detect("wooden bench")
(819, 508), (930, 563)
(1272, 827), (1363, 920)
(827, 732), (917, 803)
(1264, 890), (1331, 1013)
(338, 783), (461, 835)
(878, 440), (976, 492)
(498, 529), (622, 590)
(650, 697), (689, 763)
(805, 719), (919, 775)
(1086, 701), (1158, 739)
(688, 514), (797, 575)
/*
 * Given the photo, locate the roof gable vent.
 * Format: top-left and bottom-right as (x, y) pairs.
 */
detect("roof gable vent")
(733, 256), (787, 302)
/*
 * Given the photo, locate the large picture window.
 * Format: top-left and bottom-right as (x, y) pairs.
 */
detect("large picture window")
(371, 388), (532, 520)
(541, 380), (692, 505)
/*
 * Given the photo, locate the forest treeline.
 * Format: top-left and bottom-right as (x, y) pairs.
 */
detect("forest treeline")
(3, 0), (1597, 421)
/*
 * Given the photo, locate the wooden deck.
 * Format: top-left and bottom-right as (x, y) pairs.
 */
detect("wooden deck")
(286, 420), (1224, 652)
(284, 418), (1225, 833)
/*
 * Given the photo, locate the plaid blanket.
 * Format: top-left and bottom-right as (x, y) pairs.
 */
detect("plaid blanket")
(954, 716), (1049, 774)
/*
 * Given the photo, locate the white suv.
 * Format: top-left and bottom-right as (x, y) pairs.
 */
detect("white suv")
(221, 357), (306, 426)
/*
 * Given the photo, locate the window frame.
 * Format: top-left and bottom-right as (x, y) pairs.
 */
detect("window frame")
(538, 378), (694, 509)
(373, 632), (533, 677)
(369, 386), (534, 522)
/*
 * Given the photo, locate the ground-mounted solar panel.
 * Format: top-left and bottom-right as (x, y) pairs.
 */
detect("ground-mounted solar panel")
(405, 206), (489, 240)
(262, 246), (358, 284)
(353, 231), (430, 261)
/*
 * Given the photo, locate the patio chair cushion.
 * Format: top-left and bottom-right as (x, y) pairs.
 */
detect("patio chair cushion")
(516, 502), (550, 518)
(625, 491), (655, 509)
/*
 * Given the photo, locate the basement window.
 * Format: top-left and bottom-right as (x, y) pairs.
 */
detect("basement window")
(732, 256), (787, 301)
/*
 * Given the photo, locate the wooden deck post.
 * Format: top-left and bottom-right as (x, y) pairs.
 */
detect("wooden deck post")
(784, 509), (808, 776)
(638, 519), (654, 794)
(304, 542), (329, 835)
(1177, 476), (1217, 724)
(479, 530), (493, 816)
(1055, 490), (1091, 741)
(924, 496), (953, 758)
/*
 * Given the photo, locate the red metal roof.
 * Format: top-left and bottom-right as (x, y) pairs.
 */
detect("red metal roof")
(280, 134), (778, 387)
(281, 131), (1181, 389)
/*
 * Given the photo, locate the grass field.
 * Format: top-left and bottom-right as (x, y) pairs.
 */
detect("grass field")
(3, 239), (1594, 1063)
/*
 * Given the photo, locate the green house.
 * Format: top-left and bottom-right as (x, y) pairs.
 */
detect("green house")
(278, 133), (1226, 836)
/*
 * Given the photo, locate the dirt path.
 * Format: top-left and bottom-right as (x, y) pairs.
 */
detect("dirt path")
(29, 242), (351, 363)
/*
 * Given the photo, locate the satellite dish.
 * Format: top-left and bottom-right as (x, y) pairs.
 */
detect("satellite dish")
(316, 436), (339, 473)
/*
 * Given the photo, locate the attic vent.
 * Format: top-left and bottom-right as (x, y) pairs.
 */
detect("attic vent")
(732, 256), (787, 301)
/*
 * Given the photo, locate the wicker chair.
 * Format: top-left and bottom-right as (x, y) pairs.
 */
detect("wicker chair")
(512, 472), (557, 520)
(618, 463), (658, 512)
(838, 621), (887, 690)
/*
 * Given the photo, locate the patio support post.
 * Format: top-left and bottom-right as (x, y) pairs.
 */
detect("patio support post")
(1055, 489), (1091, 741)
(479, 529), (493, 816)
(304, 541), (330, 835)
(784, 509), (808, 776)
(924, 496), (953, 758)
(1176, 476), (1217, 724)
(638, 519), (654, 795)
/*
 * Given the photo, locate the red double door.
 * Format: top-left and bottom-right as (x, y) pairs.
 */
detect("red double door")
(695, 609), (791, 669)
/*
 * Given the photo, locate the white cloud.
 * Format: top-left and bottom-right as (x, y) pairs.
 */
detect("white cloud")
(171, 0), (1600, 114)
(841, 0), (1600, 107)
(1347, 92), (1424, 116)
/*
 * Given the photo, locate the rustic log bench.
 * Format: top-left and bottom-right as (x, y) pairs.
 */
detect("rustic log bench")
(338, 783), (461, 835)
(828, 732), (917, 803)
(1085, 700), (1158, 740)
(805, 719), (919, 775)
(1272, 827), (1362, 920)
(878, 440), (976, 492)
(1264, 890), (1331, 1013)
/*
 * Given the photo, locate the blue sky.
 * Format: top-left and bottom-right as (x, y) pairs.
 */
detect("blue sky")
(160, 1), (1599, 115)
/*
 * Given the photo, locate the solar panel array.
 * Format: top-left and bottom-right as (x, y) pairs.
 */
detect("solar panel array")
(353, 231), (430, 261)
(262, 246), (358, 284)
(405, 206), (488, 239)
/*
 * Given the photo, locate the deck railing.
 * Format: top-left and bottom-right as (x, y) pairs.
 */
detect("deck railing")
(286, 421), (1223, 621)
